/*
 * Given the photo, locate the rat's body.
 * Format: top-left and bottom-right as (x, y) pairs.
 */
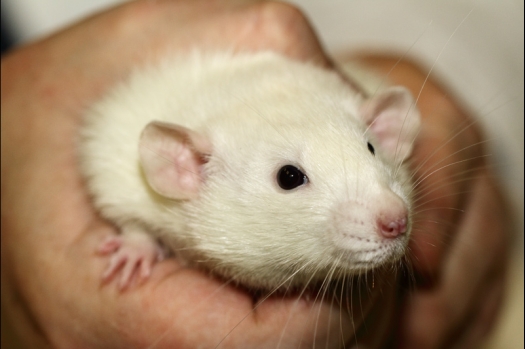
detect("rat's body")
(79, 51), (420, 290)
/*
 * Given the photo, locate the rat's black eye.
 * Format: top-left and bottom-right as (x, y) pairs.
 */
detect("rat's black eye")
(367, 142), (375, 155)
(277, 165), (308, 190)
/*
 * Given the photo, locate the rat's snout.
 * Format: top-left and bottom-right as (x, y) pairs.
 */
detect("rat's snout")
(331, 189), (409, 241)
(375, 191), (409, 239)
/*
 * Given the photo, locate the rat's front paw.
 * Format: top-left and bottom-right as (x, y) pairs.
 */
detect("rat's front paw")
(97, 229), (165, 290)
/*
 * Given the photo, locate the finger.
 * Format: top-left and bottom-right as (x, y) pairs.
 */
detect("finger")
(399, 173), (509, 349)
(93, 264), (357, 348)
(446, 272), (505, 349)
(406, 87), (488, 282)
(213, 1), (333, 67)
(349, 278), (400, 349)
(408, 132), (470, 283)
(171, 0), (334, 66)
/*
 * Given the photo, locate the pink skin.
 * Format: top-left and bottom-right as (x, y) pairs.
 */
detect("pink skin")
(97, 233), (165, 290)
(379, 217), (407, 238)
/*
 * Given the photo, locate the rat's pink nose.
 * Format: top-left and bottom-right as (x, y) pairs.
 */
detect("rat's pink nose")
(379, 217), (407, 238)
(373, 189), (409, 239)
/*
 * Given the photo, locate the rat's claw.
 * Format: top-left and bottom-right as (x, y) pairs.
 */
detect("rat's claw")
(97, 228), (165, 290)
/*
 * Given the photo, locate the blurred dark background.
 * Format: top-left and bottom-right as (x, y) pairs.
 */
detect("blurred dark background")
(1, 15), (15, 54)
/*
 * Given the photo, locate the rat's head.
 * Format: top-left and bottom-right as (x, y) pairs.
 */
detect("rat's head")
(138, 62), (420, 290)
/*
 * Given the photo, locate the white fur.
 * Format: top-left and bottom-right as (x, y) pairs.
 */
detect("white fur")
(79, 51), (419, 289)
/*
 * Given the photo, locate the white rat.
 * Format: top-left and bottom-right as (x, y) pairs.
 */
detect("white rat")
(79, 51), (421, 290)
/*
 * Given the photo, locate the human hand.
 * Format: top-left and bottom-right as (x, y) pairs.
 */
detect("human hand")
(4, 1), (506, 347)
(1, 1), (397, 348)
(350, 56), (511, 349)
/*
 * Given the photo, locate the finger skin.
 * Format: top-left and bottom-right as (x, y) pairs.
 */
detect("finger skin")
(398, 174), (510, 349)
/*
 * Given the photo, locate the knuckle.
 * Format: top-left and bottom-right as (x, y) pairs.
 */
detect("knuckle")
(260, 1), (307, 26)
(252, 1), (312, 46)
(104, 1), (159, 39)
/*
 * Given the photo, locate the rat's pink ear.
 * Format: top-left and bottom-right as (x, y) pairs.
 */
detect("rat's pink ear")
(139, 121), (212, 200)
(360, 86), (421, 163)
